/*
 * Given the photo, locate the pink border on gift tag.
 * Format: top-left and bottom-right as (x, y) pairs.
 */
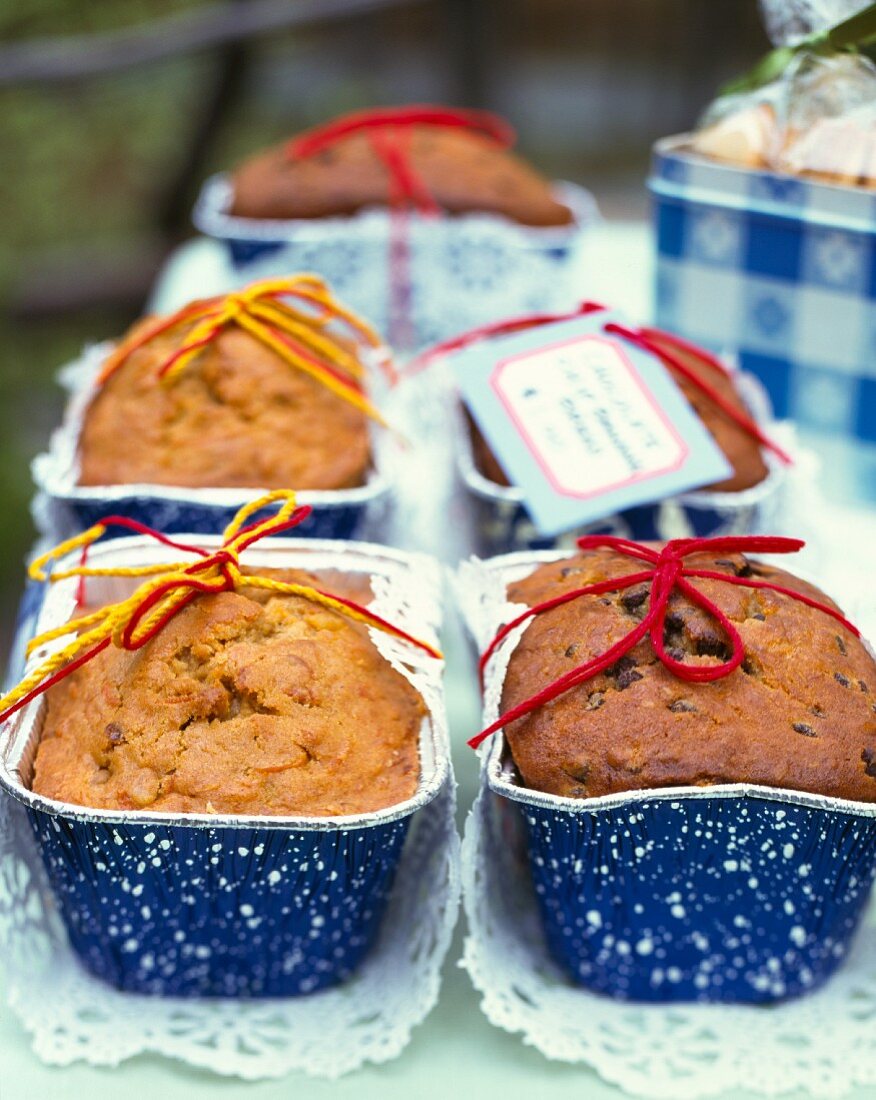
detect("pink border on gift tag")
(490, 334), (689, 500)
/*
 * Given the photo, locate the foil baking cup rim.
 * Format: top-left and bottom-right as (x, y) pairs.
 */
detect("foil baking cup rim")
(467, 547), (876, 823)
(32, 342), (392, 512)
(483, 732), (876, 821)
(0, 535), (449, 833)
(192, 173), (598, 248)
(453, 376), (787, 515)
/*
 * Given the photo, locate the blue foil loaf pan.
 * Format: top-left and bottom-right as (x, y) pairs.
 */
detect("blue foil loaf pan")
(192, 174), (597, 354)
(469, 551), (876, 1003)
(0, 537), (448, 998)
(32, 344), (392, 543)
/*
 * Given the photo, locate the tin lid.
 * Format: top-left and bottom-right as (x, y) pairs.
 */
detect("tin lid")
(650, 134), (876, 236)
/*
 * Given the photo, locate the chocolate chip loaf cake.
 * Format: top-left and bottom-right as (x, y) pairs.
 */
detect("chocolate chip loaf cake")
(500, 547), (876, 802)
(79, 303), (374, 492)
(230, 116), (573, 228)
(32, 569), (424, 816)
(468, 332), (769, 493)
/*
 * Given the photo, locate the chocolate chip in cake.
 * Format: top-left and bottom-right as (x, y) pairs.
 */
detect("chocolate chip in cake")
(742, 656), (762, 678)
(862, 749), (876, 779)
(669, 699), (697, 713)
(835, 672), (851, 687)
(565, 643), (578, 659)
(859, 681), (869, 693)
(611, 655), (638, 674)
(793, 722), (817, 738)
(836, 635), (847, 655)
(616, 668), (644, 691)
(810, 705), (825, 718)
(105, 722), (125, 745)
(563, 762), (590, 785)
(620, 586), (649, 615)
(714, 558), (754, 578)
(584, 691), (604, 711)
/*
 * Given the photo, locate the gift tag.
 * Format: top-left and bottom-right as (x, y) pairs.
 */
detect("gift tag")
(452, 312), (733, 536)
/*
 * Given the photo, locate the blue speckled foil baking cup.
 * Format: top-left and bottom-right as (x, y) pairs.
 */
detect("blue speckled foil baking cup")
(466, 552), (876, 1004)
(486, 752), (876, 1004)
(32, 344), (392, 543)
(192, 174), (597, 354)
(455, 398), (786, 557)
(0, 537), (448, 998)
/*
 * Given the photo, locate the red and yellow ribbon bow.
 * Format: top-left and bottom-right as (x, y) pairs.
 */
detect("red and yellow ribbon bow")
(98, 275), (391, 422)
(0, 491), (441, 726)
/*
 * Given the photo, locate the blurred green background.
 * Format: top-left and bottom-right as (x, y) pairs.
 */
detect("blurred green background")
(0, 0), (768, 656)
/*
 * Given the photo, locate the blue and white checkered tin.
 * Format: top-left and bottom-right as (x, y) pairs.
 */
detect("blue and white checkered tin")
(32, 344), (392, 543)
(0, 536), (449, 998)
(650, 136), (876, 442)
(192, 175), (597, 354)
(461, 549), (876, 1004)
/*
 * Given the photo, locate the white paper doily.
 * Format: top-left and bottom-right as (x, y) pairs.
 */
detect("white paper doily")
(0, 773), (460, 1079)
(456, 454), (876, 1098)
(0, 540), (460, 1079)
(461, 784), (876, 1099)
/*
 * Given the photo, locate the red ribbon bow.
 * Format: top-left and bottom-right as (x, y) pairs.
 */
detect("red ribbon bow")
(469, 535), (860, 749)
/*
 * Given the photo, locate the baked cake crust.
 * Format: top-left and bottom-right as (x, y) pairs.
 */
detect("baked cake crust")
(32, 569), (424, 816)
(500, 548), (876, 802)
(79, 321), (371, 491)
(230, 126), (573, 227)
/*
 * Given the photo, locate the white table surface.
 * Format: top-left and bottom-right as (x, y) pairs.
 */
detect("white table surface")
(2, 222), (874, 1099)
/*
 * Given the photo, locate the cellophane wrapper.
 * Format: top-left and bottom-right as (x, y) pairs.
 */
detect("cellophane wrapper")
(0, 538), (460, 1078)
(691, 2), (876, 189)
(453, 533), (876, 1096)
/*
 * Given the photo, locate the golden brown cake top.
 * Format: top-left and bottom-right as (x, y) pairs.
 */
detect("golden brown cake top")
(230, 112), (573, 227)
(79, 279), (383, 491)
(498, 547), (876, 802)
(32, 568), (426, 817)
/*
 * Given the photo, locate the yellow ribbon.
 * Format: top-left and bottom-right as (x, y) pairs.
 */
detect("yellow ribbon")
(0, 490), (440, 724)
(99, 275), (390, 426)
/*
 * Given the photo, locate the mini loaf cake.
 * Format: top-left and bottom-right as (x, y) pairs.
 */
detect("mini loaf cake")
(32, 568), (424, 816)
(500, 546), (876, 802)
(230, 112), (573, 228)
(468, 331), (770, 493)
(79, 314), (373, 492)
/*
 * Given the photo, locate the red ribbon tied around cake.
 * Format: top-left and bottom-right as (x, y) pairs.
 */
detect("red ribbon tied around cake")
(288, 105), (517, 350)
(287, 105), (516, 213)
(469, 535), (860, 749)
(408, 302), (792, 466)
